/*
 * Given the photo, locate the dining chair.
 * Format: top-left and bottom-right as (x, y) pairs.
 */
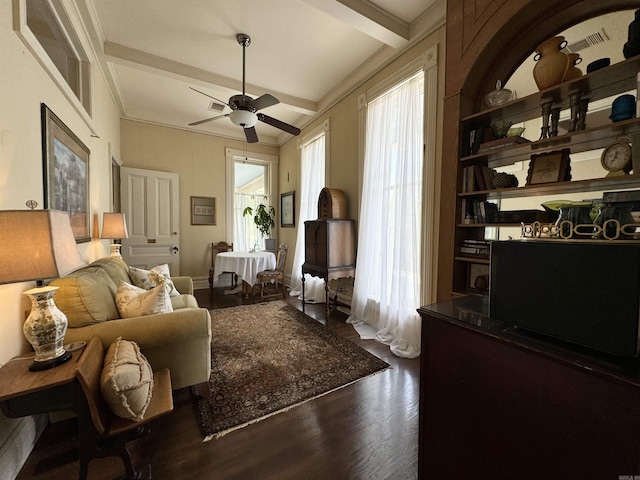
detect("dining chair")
(255, 244), (288, 299)
(208, 241), (237, 289)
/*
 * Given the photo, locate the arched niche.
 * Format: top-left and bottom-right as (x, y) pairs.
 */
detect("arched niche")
(461, 1), (640, 106)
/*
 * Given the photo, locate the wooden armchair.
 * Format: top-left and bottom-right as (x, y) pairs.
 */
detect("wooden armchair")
(75, 336), (173, 480)
(208, 241), (237, 289)
(255, 244), (288, 299)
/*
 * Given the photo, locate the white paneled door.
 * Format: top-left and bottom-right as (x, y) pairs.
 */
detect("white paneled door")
(120, 167), (180, 274)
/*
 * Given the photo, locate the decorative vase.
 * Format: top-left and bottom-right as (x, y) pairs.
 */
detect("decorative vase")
(610, 94), (636, 122)
(532, 36), (570, 91)
(555, 204), (592, 239)
(264, 238), (276, 251)
(623, 9), (640, 59)
(23, 286), (69, 364)
(564, 53), (582, 81)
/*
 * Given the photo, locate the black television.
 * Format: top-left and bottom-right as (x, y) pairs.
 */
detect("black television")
(489, 240), (640, 358)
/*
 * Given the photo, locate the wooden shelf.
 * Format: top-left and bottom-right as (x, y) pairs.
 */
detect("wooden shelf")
(462, 55), (640, 126)
(454, 256), (490, 264)
(457, 223), (521, 228)
(460, 117), (640, 168)
(458, 175), (640, 200)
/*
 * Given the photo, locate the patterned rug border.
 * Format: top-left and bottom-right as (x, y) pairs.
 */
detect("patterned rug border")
(193, 300), (389, 441)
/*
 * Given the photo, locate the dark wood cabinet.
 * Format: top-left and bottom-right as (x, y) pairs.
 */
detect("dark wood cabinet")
(303, 219), (355, 270)
(418, 298), (640, 479)
(302, 219), (356, 321)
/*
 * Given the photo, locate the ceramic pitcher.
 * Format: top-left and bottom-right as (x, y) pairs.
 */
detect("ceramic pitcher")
(533, 36), (570, 91)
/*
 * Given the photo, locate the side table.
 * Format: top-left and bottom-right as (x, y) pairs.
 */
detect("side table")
(0, 342), (87, 418)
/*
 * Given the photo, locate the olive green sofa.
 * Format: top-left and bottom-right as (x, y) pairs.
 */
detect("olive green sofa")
(49, 256), (211, 390)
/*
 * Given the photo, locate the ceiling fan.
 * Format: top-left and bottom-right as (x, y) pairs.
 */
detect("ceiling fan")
(189, 33), (301, 143)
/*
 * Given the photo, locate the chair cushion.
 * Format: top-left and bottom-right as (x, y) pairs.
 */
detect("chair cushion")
(129, 264), (180, 297)
(257, 269), (281, 277)
(115, 281), (173, 319)
(100, 338), (154, 421)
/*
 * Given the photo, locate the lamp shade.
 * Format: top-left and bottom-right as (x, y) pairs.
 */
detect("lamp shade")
(0, 210), (85, 285)
(101, 212), (129, 239)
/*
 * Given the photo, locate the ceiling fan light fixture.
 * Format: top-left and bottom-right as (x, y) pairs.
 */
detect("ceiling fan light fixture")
(229, 109), (258, 128)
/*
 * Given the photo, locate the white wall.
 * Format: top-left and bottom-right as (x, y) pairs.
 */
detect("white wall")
(0, 1), (121, 477)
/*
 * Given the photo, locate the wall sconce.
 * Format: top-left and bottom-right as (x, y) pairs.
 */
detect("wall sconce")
(100, 212), (129, 258)
(0, 210), (85, 370)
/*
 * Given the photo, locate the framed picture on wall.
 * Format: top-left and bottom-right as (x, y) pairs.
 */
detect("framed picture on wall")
(281, 191), (295, 227)
(191, 196), (216, 225)
(41, 103), (91, 243)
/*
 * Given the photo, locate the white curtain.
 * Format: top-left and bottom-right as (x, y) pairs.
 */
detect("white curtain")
(347, 72), (424, 358)
(289, 135), (327, 303)
(234, 193), (267, 252)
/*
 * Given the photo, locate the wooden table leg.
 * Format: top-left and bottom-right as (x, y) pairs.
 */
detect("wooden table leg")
(301, 273), (306, 313)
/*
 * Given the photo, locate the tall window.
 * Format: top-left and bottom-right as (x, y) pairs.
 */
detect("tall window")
(348, 71), (424, 358)
(234, 161), (269, 252)
(289, 128), (327, 301)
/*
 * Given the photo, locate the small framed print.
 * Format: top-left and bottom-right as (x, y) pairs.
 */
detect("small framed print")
(526, 148), (571, 186)
(191, 196), (216, 225)
(280, 191), (295, 227)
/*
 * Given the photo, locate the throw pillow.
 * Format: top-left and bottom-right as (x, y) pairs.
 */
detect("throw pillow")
(50, 268), (119, 327)
(129, 264), (180, 297)
(115, 281), (173, 318)
(100, 337), (154, 421)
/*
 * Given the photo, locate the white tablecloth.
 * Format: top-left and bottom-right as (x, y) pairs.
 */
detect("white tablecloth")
(213, 251), (276, 286)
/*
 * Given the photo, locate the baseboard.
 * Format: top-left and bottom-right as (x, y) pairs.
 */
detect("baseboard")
(192, 276), (209, 291)
(0, 414), (47, 479)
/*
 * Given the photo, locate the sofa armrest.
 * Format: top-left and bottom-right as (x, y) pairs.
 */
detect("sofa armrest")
(171, 276), (193, 295)
(64, 307), (212, 390)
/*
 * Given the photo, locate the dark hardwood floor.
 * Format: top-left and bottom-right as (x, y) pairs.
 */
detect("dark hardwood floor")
(16, 287), (419, 480)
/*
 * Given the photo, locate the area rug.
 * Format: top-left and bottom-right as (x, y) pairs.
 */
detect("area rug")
(192, 300), (389, 441)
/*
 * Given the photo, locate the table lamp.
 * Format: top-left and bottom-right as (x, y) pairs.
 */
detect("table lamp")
(101, 212), (128, 257)
(0, 210), (85, 371)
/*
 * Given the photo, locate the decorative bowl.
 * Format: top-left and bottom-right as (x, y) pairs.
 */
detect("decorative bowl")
(490, 120), (513, 139)
(586, 57), (610, 73)
(507, 127), (525, 137)
(484, 80), (513, 108)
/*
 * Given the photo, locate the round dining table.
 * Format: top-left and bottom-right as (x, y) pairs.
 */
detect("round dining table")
(213, 251), (276, 295)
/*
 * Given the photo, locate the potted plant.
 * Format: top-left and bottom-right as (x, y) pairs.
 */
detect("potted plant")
(243, 201), (276, 251)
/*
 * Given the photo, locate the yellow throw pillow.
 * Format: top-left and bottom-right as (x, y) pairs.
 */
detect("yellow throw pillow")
(115, 281), (173, 318)
(50, 268), (119, 327)
(100, 338), (153, 421)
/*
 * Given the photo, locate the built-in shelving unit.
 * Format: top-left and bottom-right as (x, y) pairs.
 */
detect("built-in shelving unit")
(452, 54), (640, 297)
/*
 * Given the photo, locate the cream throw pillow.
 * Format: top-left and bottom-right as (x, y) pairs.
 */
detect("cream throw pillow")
(100, 338), (154, 421)
(129, 264), (180, 297)
(115, 281), (173, 318)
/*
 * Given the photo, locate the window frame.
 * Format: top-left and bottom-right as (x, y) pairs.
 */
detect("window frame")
(14, 0), (95, 131)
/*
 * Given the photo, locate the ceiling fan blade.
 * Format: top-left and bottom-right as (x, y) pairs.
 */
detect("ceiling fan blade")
(189, 87), (230, 107)
(250, 94), (279, 111)
(189, 113), (228, 126)
(258, 114), (301, 136)
(244, 126), (259, 143)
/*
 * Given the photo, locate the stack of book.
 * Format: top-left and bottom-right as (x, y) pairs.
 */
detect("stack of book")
(459, 239), (490, 258)
(461, 165), (495, 192)
(461, 199), (499, 224)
